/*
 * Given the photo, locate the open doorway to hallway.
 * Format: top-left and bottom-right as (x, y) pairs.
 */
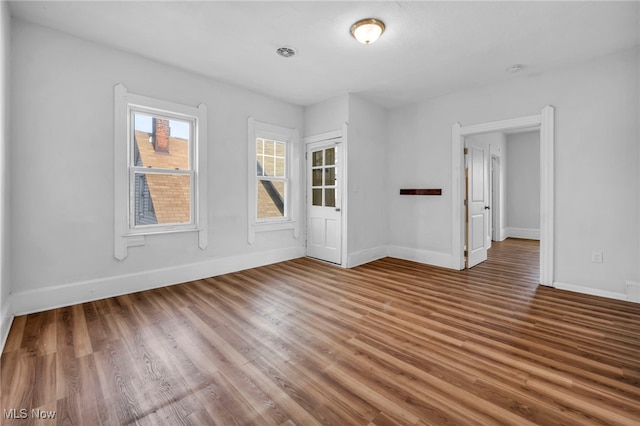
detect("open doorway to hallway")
(481, 238), (540, 287)
(465, 129), (541, 281)
(452, 106), (554, 285)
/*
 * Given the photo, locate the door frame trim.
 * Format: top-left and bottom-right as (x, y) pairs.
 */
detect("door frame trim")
(451, 106), (554, 286)
(490, 155), (501, 242)
(304, 124), (349, 267)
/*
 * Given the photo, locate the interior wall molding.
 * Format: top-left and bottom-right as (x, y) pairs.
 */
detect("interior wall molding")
(347, 246), (388, 268)
(553, 281), (631, 303)
(0, 297), (13, 352)
(10, 247), (305, 316)
(505, 227), (540, 240)
(387, 245), (454, 270)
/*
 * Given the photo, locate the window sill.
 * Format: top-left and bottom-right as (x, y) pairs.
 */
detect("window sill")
(128, 226), (200, 237)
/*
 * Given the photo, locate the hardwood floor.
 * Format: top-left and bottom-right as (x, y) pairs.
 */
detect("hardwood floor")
(2, 239), (639, 425)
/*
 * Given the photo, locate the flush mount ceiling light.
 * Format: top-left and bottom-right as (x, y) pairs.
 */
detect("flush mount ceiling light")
(350, 18), (385, 45)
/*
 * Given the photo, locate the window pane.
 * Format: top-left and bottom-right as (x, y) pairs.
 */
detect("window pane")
(325, 167), (335, 185)
(312, 189), (322, 206)
(264, 140), (274, 156)
(275, 157), (285, 178)
(275, 141), (285, 157)
(325, 188), (336, 207)
(312, 169), (323, 186)
(312, 150), (323, 167)
(257, 157), (264, 176)
(133, 113), (190, 170)
(263, 155), (275, 176)
(256, 139), (264, 155)
(134, 172), (191, 226)
(325, 148), (335, 166)
(257, 179), (285, 219)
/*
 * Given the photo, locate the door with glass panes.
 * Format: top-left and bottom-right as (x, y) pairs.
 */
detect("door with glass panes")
(306, 140), (342, 264)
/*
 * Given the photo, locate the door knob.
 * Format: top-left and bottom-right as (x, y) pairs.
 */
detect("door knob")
(335, 208), (341, 212)
(484, 206), (490, 210)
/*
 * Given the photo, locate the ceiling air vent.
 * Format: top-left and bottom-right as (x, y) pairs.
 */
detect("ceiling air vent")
(276, 47), (297, 58)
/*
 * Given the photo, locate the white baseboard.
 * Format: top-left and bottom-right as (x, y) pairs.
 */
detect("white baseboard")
(553, 281), (630, 302)
(11, 246), (305, 316)
(626, 281), (640, 302)
(348, 246), (388, 268)
(505, 227), (540, 240)
(0, 297), (13, 352)
(387, 245), (455, 270)
(496, 228), (508, 242)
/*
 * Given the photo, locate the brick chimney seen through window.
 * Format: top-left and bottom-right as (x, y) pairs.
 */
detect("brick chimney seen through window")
(152, 118), (170, 153)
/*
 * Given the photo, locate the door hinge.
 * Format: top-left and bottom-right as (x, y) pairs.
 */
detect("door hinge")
(463, 199), (467, 206)
(464, 250), (468, 257)
(305, 152), (308, 160)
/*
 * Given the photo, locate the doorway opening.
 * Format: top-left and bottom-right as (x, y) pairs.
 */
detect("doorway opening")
(465, 129), (541, 274)
(451, 106), (554, 286)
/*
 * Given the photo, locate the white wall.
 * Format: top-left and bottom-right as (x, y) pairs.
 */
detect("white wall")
(386, 103), (453, 268)
(0, 0), (11, 346)
(303, 95), (348, 138)
(9, 19), (305, 315)
(388, 47), (639, 298)
(346, 94), (388, 266)
(303, 94), (389, 267)
(506, 131), (540, 239)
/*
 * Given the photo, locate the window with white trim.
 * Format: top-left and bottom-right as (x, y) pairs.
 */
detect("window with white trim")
(247, 117), (299, 244)
(130, 110), (194, 231)
(114, 84), (207, 259)
(256, 137), (288, 220)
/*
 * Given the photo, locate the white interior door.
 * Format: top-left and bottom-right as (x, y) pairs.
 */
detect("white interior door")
(306, 141), (342, 264)
(467, 145), (488, 268)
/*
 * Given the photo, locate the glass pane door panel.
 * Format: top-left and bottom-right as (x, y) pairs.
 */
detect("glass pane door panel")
(312, 169), (323, 186)
(312, 150), (323, 167)
(324, 167), (335, 185)
(310, 147), (338, 208)
(325, 188), (336, 207)
(312, 189), (322, 206)
(325, 147), (335, 166)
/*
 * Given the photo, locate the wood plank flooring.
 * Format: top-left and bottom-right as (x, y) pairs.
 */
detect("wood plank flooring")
(1, 238), (639, 425)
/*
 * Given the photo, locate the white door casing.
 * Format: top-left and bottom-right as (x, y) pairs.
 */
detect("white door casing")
(491, 155), (501, 242)
(466, 145), (489, 268)
(306, 139), (342, 264)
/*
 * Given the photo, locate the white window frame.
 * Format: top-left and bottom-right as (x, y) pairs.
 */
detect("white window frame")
(128, 107), (196, 234)
(114, 84), (208, 260)
(247, 117), (299, 244)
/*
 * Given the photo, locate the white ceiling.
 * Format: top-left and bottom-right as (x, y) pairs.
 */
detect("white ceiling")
(8, 1), (640, 108)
